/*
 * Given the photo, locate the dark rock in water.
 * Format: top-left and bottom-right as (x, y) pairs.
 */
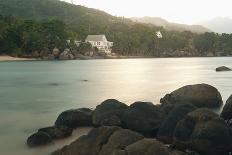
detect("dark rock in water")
(55, 108), (93, 128)
(221, 95), (232, 122)
(99, 129), (144, 155)
(160, 84), (223, 108)
(173, 108), (232, 155)
(157, 104), (197, 144)
(27, 131), (52, 147)
(51, 126), (121, 155)
(216, 66), (232, 72)
(92, 99), (128, 126)
(125, 139), (170, 155)
(121, 102), (162, 137)
(38, 126), (72, 139)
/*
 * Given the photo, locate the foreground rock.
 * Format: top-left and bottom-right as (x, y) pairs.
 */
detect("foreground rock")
(99, 129), (144, 155)
(174, 108), (232, 155)
(216, 66), (232, 72)
(160, 84), (223, 108)
(52, 126), (121, 155)
(27, 131), (52, 147)
(92, 99), (128, 126)
(121, 102), (162, 137)
(221, 94), (232, 122)
(52, 126), (184, 155)
(157, 104), (196, 144)
(55, 108), (93, 128)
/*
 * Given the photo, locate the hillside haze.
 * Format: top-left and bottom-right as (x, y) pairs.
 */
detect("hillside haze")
(200, 17), (232, 34)
(131, 17), (211, 33)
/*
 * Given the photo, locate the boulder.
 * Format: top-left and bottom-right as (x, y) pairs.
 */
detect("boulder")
(40, 49), (50, 58)
(32, 51), (40, 58)
(173, 108), (219, 149)
(125, 139), (170, 155)
(51, 126), (121, 155)
(190, 118), (232, 155)
(27, 131), (52, 147)
(172, 108), (232, 154)
(52, 48), (60, 58)
(38, 126), (72, 139)
(121, 102), (162, 136)
(160, 84), (223, 108)
(216, 66), (232, 72)
(59, 49), (74, 60)
(55, 108), (93, 128)
(157, 104), (196, 144)
(221, 95), (232, 122)
(99, 129), (144, 155)
(92, 99), (128, 126)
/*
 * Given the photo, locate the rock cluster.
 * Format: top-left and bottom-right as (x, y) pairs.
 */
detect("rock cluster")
(27, 83), (232, 155)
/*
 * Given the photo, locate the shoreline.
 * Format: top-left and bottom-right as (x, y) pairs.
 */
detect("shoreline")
(0, 55), (232, 62)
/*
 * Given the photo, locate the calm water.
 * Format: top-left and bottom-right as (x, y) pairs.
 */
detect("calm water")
(0, 57), (232, 155)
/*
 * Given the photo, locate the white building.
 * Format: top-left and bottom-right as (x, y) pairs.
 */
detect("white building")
(85, 35), (113, 54)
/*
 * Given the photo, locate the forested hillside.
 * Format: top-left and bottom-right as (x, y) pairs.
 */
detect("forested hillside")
(0, 0), (232, 57)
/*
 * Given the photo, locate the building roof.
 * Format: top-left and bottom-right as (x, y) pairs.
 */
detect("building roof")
(86, 35), (107, 42)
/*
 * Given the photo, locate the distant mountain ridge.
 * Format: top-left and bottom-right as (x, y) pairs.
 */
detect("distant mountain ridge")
(131, 17), (211, 33)
(200, 17), (232, 34)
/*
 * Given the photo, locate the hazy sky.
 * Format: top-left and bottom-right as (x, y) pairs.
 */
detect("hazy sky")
(63, 0), (232, 24)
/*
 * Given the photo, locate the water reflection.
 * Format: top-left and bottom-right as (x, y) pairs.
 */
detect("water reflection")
(0, 57), (232, 155)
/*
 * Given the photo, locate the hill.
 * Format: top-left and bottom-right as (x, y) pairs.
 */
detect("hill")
(200, 17), (232, 34)
(131, 17), (211, 33)
(0, 0), (232, 57)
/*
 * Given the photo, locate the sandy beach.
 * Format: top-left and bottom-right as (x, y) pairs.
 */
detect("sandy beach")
(0, 55), (35, 61)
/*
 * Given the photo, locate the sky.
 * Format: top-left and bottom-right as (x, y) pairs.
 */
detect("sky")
(63, 0), (232, 24)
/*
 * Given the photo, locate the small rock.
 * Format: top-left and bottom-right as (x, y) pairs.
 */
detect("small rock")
(27, 131), (52, 147)
(216, 66), (231, 72)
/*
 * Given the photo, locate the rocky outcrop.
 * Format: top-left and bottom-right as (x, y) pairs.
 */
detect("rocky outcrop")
(52, 126), (121, 155)
(59, 49), (74, 60)
(160, 84), (223, 108)
(173, 108), (232, 155)
(216, 66), (232, 72)
(92, 99), (128, 126)
(27, 131), (52, 147)
(221, 95), (232, 122)
(121, 102), (162, 137)
(157, 104), (196, 144)
(55, 108), (93, 128)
